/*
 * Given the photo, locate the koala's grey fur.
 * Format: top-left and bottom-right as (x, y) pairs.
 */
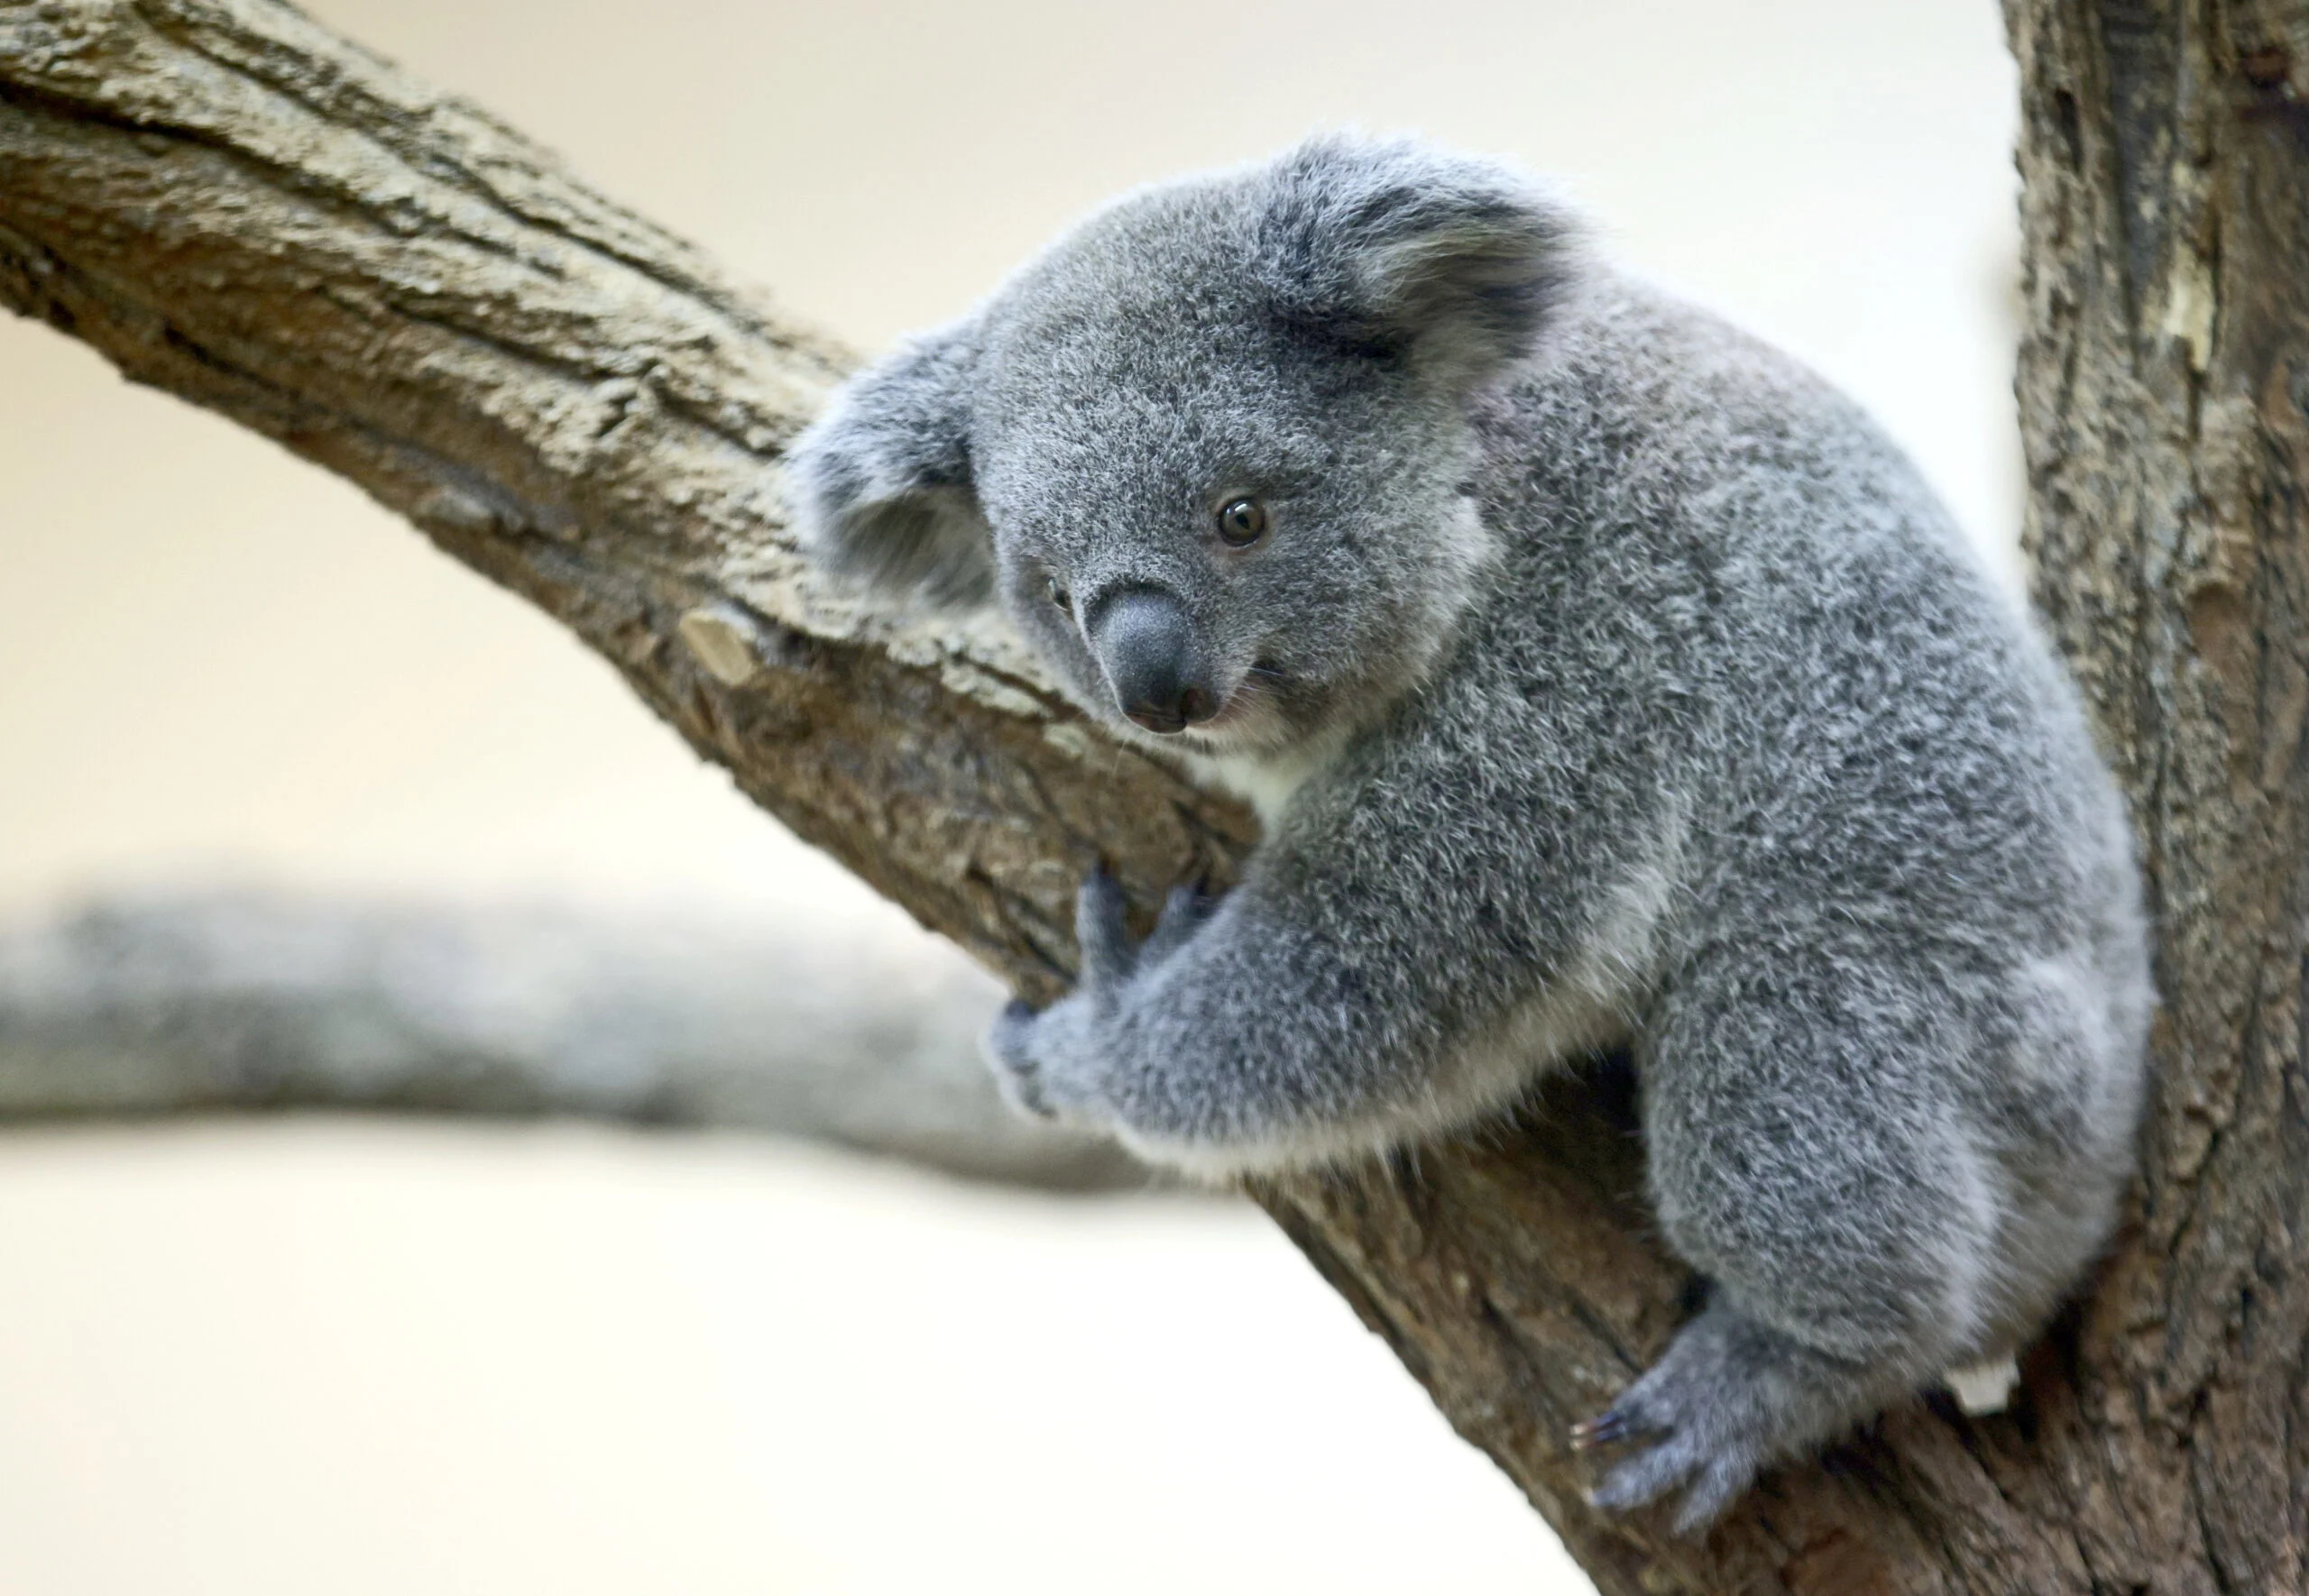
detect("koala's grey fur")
(787, 135), (2153, 1531)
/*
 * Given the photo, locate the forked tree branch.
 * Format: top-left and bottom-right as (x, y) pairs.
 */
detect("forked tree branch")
(6, 2), (2305, 1590)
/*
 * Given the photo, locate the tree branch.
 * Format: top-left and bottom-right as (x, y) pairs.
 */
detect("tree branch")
(0, 891), (1148, 1190)
(6, 0), (2304, 1589)
(0, 0), (1255, 1001)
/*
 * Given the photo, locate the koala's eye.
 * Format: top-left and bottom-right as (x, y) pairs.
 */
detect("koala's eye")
(1044, 575), (1072, 613)
(1216, 496), (1269, 548)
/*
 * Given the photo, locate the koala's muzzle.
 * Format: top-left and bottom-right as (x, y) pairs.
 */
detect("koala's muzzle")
(1090, 588), (1219, 735)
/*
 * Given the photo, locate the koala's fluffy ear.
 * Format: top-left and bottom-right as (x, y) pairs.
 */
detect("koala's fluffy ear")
(785, 324), (994, 610)
(1252, 135), (1583, 386)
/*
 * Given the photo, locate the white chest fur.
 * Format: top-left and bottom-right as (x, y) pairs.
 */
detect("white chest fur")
(1182, 730), (1352, 831)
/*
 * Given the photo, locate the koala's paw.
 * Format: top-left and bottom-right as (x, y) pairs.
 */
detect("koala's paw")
(1572, 1366), (1766, 1536)
(1571, 1303), (1859, 1535)
(983, 985), (1112, 1124)
(984, 996), (1072, 1120)
(1075, 869), (1219, 980)
(983, 869), (1218, 1125)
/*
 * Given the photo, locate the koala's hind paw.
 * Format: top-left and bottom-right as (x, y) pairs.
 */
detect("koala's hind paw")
(1573, 1299), (1889, 1535)
(1577, 1384), (1762, 1536)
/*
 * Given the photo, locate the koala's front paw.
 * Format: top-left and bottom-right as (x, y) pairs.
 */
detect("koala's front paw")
(984, 995), (1090, 1120)
(1075, 868), (1220, 980)
(984, 870), (1218, 1127)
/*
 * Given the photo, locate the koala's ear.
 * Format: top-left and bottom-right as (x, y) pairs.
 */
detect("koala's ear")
(785, 323), (995, 610)
(1252, 134), (1583, 386)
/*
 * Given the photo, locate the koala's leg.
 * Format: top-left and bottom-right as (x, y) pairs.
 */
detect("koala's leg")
(1579, 951), (1996, 1530)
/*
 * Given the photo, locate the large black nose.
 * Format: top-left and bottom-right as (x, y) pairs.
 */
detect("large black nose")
(1090, 589), (1219, 735)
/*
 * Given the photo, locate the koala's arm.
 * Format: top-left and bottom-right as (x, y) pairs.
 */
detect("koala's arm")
(990, 714), (1644, 1175)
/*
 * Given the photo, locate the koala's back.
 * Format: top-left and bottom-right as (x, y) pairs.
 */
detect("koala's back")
(1465, 276), (2131, 925)
(1379, 277), (2151, 1326)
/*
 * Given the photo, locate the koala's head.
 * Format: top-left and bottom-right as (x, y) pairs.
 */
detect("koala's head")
(787, 135), (1582, 757)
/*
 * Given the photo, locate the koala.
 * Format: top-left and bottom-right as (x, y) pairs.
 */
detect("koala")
(787, 134), (2152, 1531)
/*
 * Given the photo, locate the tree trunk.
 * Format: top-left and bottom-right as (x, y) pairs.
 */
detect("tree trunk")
(2, 1), (2302, 1588)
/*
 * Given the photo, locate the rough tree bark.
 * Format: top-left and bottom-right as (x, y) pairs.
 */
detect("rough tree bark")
(1, 0), (2301, 1588)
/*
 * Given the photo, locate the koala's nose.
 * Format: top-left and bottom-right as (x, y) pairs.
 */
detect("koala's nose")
(1090, 588), (1219, 735)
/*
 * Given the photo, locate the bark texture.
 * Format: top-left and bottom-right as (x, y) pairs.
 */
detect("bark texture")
(3, 1), (2304, 1589)
(2004, 1), (2309, 1586)
(0, 892), (1147, 1190)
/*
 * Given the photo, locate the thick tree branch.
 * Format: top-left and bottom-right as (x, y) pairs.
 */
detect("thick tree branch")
(5, 0), (2305, 1589)
(0, 0), (1254, 1002)
(0, 892), (1148, 1191)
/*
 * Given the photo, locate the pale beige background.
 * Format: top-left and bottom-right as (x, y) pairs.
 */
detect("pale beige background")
(0, 1), (2019, 1591)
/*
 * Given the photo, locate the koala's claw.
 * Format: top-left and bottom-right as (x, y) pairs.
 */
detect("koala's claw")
(1568, 1406), (1652, 1452)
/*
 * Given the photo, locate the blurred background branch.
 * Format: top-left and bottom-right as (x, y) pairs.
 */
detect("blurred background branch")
(0, 892), (1147, 1191)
